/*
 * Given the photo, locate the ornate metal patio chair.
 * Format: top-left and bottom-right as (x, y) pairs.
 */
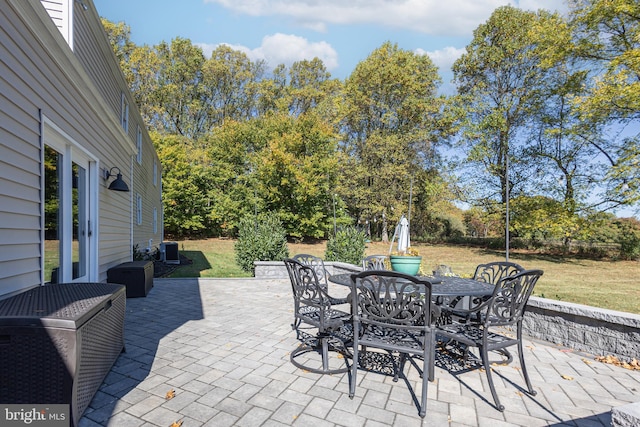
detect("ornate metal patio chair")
(473, 261), (525, 284)
(436, 269), (544, 412)
(362, 255), (388, 271)
(292, 254), (349, 306)
(445, 261), (526, 322)
(349, 270), (436, 417)
(284, 258), (351, 374)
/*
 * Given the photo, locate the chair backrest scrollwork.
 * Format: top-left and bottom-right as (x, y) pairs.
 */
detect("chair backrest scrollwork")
(351, 270), (433, 332)
(362, 255), (388, 271)
(285, 258), (330, 306)
(292, 254), (329, 288)
(473, 261), (524, 285)
(486, 269), (544, 327)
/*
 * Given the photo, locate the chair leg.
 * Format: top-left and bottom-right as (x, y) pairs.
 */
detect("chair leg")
(419, 355), (429, 417)
(517, 326), (537, 396)
(349, 344), (358, 399)
(428, 329), (436, 382)
(480, 344), (505, 412)
(395, 353), (406, 382)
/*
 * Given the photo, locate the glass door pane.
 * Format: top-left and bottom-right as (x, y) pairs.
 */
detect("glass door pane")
(44, 146), (61, 284)
(72, 162), (88, 280)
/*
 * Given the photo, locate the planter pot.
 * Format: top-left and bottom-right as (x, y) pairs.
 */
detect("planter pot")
(389, 255), (422, 276)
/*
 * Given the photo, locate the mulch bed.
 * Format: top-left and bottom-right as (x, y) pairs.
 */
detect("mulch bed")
(152, 253), (192, 278)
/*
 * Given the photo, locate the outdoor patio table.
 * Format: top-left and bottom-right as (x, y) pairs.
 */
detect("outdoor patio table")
(328, 273), (495, 299)
(328, 273), (495, 327)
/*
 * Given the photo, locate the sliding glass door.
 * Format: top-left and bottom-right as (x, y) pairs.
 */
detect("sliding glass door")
(44, 140), (94, 284)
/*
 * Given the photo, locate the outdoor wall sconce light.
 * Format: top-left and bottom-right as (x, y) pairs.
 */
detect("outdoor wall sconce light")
(103, 167), (130, 192)
(75, 0), (89, 11)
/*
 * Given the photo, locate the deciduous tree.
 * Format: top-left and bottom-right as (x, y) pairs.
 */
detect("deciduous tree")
(252, 112), (341, 238)
(153, 133), (211, 236)
(341, 42), (448, 241)
(453, 6), (549, 208)
(202, 45), (265, 126)
(567, 0), (640, 207)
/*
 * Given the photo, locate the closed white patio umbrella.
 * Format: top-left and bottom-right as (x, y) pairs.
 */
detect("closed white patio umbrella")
(397, 215), (410, 254)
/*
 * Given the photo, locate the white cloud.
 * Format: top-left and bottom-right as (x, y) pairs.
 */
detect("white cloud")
(196, 33), (339, 71)
(516, 0), (569, 14)
(415, 46), (465, 95)
(205, 0), (513, 36)
(416, 46), (466, 74)
(205, 1), (570, 36)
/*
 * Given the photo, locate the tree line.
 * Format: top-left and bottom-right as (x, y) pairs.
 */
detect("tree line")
(103, 0), (639, 253)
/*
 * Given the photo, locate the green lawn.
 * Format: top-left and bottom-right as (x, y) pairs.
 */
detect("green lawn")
(168, 239), (251, 278)
(167, 238), (640, 315)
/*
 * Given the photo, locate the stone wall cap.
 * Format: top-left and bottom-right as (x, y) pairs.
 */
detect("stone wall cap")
(528, 296), (640, 328)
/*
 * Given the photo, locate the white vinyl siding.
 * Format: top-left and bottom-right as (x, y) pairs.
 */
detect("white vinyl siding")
(153, 207), (158, 234)
(136, 125), (142, 164)
(131, 117), (162, 251)
(136, 193), (142, 226)
(120, 92), (129, 132)
(74, 4), (163, 255)
(6, 0), (162, 291)
(2, 1), (140, 293)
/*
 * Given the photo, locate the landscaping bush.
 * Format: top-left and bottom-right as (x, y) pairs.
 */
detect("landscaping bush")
(618, 231), (640, 260)
(325, 227), (366, 265)
(234, 212), (289, 274)
(576, 244), (610, 259)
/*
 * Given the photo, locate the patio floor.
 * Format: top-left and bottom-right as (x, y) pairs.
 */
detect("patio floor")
(78, 278), (640, 427)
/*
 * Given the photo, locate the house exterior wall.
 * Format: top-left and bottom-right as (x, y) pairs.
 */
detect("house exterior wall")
(0, 0), (162, 297)
(66, 0), (163, 267)
(131, 129), (164, 257)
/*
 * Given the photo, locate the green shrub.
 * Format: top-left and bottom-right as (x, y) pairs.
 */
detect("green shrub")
(487, 237), (505, 250)
(234, 212), (289, 274)
(576, 244), (609, 259)
(619, 231), (640, 260)
(325, 227), (366, 265)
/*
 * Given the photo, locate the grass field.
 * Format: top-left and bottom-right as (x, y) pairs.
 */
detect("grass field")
(167, 238), (640, 314)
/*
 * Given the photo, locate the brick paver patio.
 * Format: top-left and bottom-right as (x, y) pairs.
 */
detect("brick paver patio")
(78, 278), (640, 427)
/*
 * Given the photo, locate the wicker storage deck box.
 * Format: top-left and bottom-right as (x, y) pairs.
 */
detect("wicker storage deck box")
(0, 282), (126, 427)
(107, 261), (154, 297)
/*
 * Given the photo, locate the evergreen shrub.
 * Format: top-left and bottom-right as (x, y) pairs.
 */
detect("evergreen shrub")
(235, 212), (289, 274)
(325, 227), (366, 265)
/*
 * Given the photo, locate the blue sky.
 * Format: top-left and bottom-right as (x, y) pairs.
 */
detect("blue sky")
(93, 0), (567, 94)
(92, 0), (638, 218)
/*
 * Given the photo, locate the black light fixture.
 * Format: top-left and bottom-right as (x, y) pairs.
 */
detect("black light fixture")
(103, 167), (130, 192)
(75, 0), (88, 11)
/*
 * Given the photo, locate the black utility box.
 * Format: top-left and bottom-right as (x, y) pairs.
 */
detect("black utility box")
(107, 260), (154, 298)
(0, 282), (126, 427)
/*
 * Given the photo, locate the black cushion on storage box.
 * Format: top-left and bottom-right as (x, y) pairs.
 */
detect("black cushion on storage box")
(107, 261), (154, 298)
(0, 282), (126, 427)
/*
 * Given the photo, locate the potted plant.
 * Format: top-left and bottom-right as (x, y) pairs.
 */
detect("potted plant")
(389, 247), (423, 276)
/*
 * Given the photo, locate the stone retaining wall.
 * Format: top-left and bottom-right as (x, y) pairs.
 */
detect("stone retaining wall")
(612, 402), (640, 427)
(254, 260), (361, 279)
(256, 260), (640, 360)
(523, 297), (640, 360)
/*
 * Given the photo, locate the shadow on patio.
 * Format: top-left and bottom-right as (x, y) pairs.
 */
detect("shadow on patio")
(81, 279), (204, 424)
